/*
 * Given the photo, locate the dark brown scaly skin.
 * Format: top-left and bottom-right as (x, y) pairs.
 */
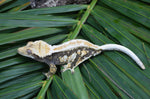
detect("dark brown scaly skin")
(32, 47), (101, 78)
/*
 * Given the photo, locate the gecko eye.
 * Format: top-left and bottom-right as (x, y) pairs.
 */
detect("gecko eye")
(27, 49), (32, 54)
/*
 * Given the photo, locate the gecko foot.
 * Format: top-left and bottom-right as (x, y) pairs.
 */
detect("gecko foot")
(61, 68), (69, 72)
(61, 65), (75, 74)
(61, 64), (70, 72)
(43, 72), (52, 79)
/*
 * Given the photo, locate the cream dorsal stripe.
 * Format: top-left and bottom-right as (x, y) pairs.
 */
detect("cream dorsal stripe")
(52, 39), (100, 53)
(99, 44), (145, 69)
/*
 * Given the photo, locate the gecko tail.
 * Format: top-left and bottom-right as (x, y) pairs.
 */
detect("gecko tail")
(99, 44), (145, 70)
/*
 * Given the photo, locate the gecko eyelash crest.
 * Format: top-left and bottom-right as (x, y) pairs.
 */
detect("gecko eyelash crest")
(18, 39), (145, 78)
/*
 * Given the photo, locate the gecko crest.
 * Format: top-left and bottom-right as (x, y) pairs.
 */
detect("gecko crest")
(18, 40), (53, 58)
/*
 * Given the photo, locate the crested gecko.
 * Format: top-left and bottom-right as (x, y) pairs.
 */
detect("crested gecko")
(18, 39), (145, 78)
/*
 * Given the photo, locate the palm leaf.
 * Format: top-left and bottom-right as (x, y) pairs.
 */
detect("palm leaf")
(0, 0), (150, 99)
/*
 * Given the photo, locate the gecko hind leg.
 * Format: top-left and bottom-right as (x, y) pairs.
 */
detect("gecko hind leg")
(61, 63), (75, 73)
(62, 56), (85, 74)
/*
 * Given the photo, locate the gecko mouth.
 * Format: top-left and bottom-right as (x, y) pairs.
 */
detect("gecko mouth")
(18, 47), (24, 55)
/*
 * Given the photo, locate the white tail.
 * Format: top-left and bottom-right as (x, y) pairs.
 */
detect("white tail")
(99, 44), (145, 69)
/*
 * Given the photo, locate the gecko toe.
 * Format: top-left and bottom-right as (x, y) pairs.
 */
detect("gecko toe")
(43, 72), (52, 79)
(71, 69), (75, 74)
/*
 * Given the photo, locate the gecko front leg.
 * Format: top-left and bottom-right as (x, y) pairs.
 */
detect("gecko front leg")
(44, 63), (57, 78)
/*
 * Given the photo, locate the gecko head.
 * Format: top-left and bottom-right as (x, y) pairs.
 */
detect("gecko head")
(18, 40), (53, 58)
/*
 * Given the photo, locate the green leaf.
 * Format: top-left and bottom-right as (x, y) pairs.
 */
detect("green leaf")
(0, 57), (27, 69)
(50, 76), (78, 99)
(62, 68), (89, 99)
(100, 0), (150, 28)
(0, 0), (13, 6)
(94, 5), (150, 43)
(0, 0), (30, 12)
(81, 63), (118, 99)
(0, 14), (77, 27)
(37, 77), (53, 99)
(15, 5), (87, 15)
(0, 27), (64, 45)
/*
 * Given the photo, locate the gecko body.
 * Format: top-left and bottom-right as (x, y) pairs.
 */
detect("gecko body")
(18, 39), (145, 78)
